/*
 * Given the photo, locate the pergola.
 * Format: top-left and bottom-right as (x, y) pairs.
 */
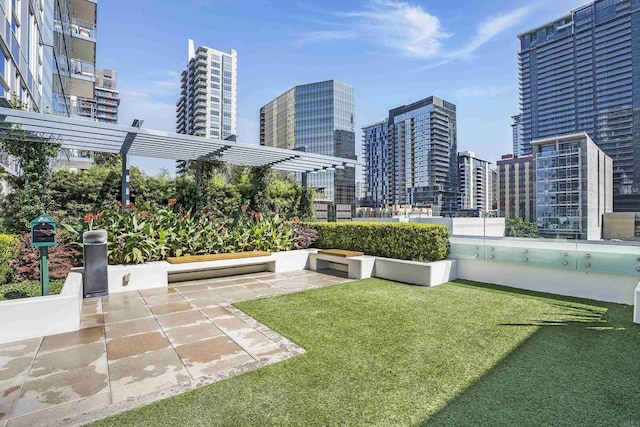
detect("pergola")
(0, 107), (360, 204)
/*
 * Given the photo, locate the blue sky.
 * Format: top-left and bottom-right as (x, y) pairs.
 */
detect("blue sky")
(97, 0), (584, 177)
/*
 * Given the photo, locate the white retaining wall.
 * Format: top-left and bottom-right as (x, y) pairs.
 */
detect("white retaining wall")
(374, 259), (457, 287)
(108, 262), (169, 293)
(457, 258), (638, 305)
(0, 269), (83, 345)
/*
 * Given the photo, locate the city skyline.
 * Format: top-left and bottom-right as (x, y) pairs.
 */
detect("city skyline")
(96, 0), (583, 176)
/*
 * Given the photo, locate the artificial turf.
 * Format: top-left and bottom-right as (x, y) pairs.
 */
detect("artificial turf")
(92, 278), (640, 426)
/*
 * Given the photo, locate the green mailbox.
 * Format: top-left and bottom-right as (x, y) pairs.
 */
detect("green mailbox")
(30, 214), (57, 247)
(30, 214), (57, 296)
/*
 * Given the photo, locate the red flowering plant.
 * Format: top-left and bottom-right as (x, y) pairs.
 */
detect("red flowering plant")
(63, 201), (297, 265)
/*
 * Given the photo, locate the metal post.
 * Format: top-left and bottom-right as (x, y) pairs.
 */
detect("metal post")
(40, 247), (49, 296)
(121, 154), (130, 205)
(195, 161), (201, 209)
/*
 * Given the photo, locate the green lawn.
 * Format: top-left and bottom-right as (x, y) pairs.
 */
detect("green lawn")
(94, 279), (640, 426)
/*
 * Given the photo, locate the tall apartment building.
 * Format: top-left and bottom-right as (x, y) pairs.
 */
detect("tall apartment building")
(362, 119), (390, 207)
(177, 40), (237, 140)
(518, 0), (640, 211)
(533, 132), (613, 240)
(52, 0), (97, 118)
(0, 0), (51, 178)
(496, 154), (535, 222)
(93, 68), (119, 124)
(260, 80), (356, 208)
(511, 114), (524, 157)
(362, 96), (458, 214)
(457, 151), (492, 212)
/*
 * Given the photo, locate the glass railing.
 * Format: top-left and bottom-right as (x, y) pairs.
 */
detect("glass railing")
(449, 235), (640, 277)
(69, 58), (95, 80)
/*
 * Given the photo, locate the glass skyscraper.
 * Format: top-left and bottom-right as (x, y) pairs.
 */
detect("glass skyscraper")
(260, 80), (356, 207)
(362, 96), (458, 214)
(518, 0), (640, 211)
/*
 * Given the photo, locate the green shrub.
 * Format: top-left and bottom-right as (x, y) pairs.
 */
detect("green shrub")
(0, 234), (18, 285)
(0, 280), (64, 301)
(309, 222), (450, 262)
(62, 201), (296, 265)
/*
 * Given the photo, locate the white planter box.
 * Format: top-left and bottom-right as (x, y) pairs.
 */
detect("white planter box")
(0, 269), (83, 345)
(374, 258), (458, 287)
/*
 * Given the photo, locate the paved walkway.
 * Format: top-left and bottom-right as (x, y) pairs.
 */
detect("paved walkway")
(0, 270), (349, 426)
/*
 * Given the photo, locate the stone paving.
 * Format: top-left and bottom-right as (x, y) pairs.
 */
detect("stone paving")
(0, 270), (349, 426)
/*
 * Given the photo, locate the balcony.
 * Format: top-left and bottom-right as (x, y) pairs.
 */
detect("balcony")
(54, 18), (97, 41)
(69, 58), (96, 81)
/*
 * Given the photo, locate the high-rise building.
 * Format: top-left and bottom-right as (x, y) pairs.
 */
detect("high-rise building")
(497, 154), (535, 222)
(518, 0), (640, 211)
(533, 132), (613, 240)
(0, 0), (52, 178)
(93, 68), (120, 124)
(52, 0), (97, 119)
(0, 0), (51, 112)
(260, 80), (356, 208)
(362, 96), (458, 214)
(362, 119), (390, 207)
(177, 40), (237, 140)
(511, 114), (524, 157)
(457, 151), (492, 212)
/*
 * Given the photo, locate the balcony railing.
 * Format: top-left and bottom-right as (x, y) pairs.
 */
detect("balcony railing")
(54, 18), (97, 41)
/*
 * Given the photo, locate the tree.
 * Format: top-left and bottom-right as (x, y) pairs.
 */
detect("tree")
(0, 96), (60, 232)
(505, 216), (538, 238)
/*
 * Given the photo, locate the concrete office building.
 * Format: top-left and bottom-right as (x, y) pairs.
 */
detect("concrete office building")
(518, 0), (640, 211)
(497, 154), (535, 222)
(533, 132), (613, 240)
(458, 151), (492, 212)
(362, 97), (458, 214)
(260, 80), (356, 208)
(177, 40), (237, 140)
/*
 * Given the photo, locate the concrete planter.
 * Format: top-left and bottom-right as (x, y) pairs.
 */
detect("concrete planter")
(0, 269), (83, 344)
(374, 258), (458, 287)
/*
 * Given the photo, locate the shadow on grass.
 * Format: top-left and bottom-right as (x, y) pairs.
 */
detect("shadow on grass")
(421, 280), (640, 426)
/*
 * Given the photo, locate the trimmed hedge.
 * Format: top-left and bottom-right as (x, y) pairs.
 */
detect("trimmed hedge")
(0, 234), (18, 285)
(309, 222), (450, 262)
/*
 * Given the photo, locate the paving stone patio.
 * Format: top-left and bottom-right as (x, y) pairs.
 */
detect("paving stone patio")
(0, 270), (349, 427)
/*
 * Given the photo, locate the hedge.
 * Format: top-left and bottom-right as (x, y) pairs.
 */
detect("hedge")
(309, 222), (450, 262)
(0, 234), (18, 285)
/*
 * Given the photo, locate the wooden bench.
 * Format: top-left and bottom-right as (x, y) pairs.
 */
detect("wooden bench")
(167, 251), (271, 264)
(318, 249), (364, 258)
(310, 249), (374, 279)
(166, 251), (275, 283)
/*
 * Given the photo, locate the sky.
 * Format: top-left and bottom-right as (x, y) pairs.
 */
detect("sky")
(97, 0), (586, 178)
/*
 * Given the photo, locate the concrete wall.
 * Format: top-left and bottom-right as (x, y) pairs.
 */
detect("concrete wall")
(603, 213), (639, 241)
(457, 258), (638, 305)
(410, 217), (505, 237)
(0, 270), (83, 344)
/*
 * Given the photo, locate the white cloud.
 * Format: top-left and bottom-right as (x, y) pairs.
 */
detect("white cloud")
(449, 7), (531, 59)
(344, 0), (449, 59)
(300, 1), (535, 67)
(454, 85), (514, 98)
